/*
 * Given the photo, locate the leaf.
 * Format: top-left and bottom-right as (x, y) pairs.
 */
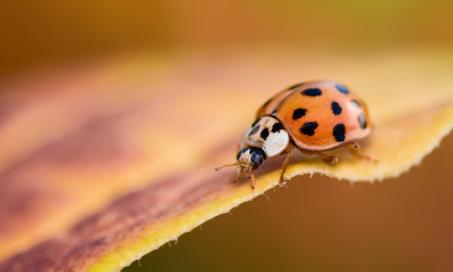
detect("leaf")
(0, 50), (452, 271)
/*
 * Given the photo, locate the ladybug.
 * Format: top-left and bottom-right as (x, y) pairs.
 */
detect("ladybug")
(217, 80), (375, 189)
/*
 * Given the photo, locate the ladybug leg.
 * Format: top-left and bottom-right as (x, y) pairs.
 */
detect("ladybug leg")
(317, 152), (339, 165)
(348, 142), (377, 163)
(279, 145), (294, 186)
(300, 149), (338, 165)
(248, 167), (256, 189)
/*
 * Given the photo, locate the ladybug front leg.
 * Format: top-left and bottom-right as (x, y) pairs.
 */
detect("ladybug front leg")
(248, 167), (256, 189)
(348, 142), (377, 163)
(279, 145), (294, 186)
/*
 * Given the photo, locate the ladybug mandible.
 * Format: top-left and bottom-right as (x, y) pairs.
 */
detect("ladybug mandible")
(217, 80), (375, 189)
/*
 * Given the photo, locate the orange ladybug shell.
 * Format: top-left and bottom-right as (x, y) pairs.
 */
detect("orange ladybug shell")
(257, 80), (371, 151)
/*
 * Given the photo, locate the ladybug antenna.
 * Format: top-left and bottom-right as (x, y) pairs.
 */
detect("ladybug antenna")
(214, 162), (238, 171)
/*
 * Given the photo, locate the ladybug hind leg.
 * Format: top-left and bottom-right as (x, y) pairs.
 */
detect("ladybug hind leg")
(301, 149), (339, 165)
(348, 142), (378, 163)
(315, 152), (339, 165)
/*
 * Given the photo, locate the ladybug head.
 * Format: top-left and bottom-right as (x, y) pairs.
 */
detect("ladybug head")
(214, 116), (289, 186)
(214, 146), (266, 184)
(236, 146), (267, 172)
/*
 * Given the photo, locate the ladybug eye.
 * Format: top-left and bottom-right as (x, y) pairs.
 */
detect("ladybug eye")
(251, 153), (264, 169)
(250, 148), (267, 169)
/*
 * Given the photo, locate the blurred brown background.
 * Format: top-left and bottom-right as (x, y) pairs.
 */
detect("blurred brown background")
(1, 0), (453, 82)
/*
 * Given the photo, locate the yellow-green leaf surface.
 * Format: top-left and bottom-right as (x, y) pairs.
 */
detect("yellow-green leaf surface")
(0, 50), (452, 271)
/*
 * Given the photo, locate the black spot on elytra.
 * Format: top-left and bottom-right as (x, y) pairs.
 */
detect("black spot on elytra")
(300, 122), (318, 136)
(249, 125), (260, 136)
(350, 99), (361, 108)
(272, 122), (284, 133)
(260, 128), (269, 140)
(292, 108), (307, 120)
(358, 114), (367, 129)
(333, 123), (346, 142)
(288, 82), (303, 90)
(302, 88), (322, 97)
(331, 101), (342, 116)
(336, 84), (349, 94)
